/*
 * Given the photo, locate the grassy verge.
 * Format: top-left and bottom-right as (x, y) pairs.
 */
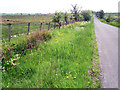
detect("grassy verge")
(97, 18), (120, 28)
(89, 33), (101, 88)
(2, 17), (101, 88)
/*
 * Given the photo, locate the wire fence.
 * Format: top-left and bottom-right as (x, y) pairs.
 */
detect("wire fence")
(2, 21), (75, 41)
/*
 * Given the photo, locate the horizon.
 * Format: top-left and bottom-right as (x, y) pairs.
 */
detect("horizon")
(0, 12), (119, 15)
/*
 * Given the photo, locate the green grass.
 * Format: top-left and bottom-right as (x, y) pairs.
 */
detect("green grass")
(97, 17), (120, 28)
(2, 23), (55, 39)
(2, 17), (101, 88)
(2, 14), (54, 40)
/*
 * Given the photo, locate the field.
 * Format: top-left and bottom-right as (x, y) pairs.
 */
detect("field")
(2, 14), (54, 41)
(2, 15), (101, 88)
(97, 13), (120, 28)
(104, 13), (118, 17)
(2, 14), (53, 24)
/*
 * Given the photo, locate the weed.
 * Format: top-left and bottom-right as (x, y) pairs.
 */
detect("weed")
(2, 17), (100, 88)
(2, 30), (51, 71)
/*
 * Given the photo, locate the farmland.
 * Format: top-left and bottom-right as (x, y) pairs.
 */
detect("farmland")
(96, 12), (120, 28)
(2, 14), (54, 41)
(1, 0), (119, 88)
(2, 14), (53, 24)
(1, 14), (101, 88)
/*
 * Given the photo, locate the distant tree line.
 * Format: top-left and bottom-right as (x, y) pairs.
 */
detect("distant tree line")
(96, 10), (119, 23)
(52, 4), (92, 25)
(96, 10), (104, 19)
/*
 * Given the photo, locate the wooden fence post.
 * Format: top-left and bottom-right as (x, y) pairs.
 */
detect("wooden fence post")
(8, 23), (11, 41)
(63, 22), (64, 27)
(48, 22), (50, 30)
(68, 21), (69, 24)
(40, 23), (42, 31)
(72, 20), (74, 23)
(27, 23), (30, 35)
(59, 22), (61, 29)
(54, 23), (56, 29)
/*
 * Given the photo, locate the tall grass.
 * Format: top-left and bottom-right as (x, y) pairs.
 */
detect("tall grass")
(2, 23), (55, 39)
(2, 14), (53, 41)
(2, 17), (100, 88)
(97, 17), (120, 28)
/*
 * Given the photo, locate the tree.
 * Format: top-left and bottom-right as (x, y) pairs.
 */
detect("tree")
(52, 12), (62, 24)
(105, 14), (113, 22)
(92, 11), (96, 15)
(81, 10), (92, 21)
(96, 11), (100, 17)
(70, 15), (73, 21)
(71, 4), (82, 22)
(99, 10), (104, 19)
(79, 14), (84, 21)
(64, 12), (69, 25)
(96, 10), (104, 19)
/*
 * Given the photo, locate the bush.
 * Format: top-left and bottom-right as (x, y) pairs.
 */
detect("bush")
(99, 10), (104, 19)
(96, 10), (104, 19)
(104, 14), (113, 22)
(71, 4), (82, 21)
(64, 12), (69, 24)
(81, 10), (92, 21)
(2, 31), (52, 71)
(117, 17), (120, 23)
(52, 12), (62, 24)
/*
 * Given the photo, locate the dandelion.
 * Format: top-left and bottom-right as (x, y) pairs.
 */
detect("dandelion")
(67, 76), (69, 78)
(88, 81), (90, 84)
(69, 72), (70, 74)
(66, 73), (67, 75)
(70, 74), (71, 76)
(74, 76), (76, 78)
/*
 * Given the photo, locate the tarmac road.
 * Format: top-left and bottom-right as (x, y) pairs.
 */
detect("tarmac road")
(94, 16), (118, 88)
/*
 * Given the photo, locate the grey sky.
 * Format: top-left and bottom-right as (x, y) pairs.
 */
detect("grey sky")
(0, 0), (119, 13)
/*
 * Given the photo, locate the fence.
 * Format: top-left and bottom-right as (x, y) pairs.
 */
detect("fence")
(4, 21), (75, 41)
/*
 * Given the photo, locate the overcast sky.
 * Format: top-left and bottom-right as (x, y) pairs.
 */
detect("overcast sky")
(0, 0), (119, 13)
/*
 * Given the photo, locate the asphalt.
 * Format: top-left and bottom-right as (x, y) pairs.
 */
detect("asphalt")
(94, 16), (118, 88)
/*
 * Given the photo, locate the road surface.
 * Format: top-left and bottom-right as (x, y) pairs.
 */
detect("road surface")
(94, 16), (118, 88)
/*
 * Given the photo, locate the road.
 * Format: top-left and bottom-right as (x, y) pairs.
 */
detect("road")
(94, 16), (118, 88)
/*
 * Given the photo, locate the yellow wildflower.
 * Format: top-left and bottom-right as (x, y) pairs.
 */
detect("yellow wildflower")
(74, 76), (76, 78)
(88, 81), (90, 83)
(67, 76), (69, 78)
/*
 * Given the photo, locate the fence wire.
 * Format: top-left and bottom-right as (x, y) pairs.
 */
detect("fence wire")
(2, 21), (73, 41)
